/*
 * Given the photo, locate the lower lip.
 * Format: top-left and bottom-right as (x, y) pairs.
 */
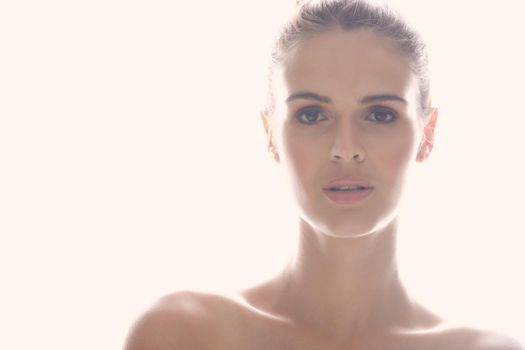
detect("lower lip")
(323, 188), (374, 204)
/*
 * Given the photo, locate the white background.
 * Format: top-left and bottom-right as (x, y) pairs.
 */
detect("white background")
(1, 1), (523, 348)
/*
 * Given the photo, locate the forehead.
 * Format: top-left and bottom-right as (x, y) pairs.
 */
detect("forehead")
(275, 29), (417, 107)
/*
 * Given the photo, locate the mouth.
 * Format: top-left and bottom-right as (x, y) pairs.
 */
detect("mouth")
(323, 176), (374, 191)
(322, 186), (374, 204)
(324, 185), (373, 192)
(322, 176), (374, 203)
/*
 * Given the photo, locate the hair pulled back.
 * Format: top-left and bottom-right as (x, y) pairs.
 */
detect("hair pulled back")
(265, 0), (431, 118)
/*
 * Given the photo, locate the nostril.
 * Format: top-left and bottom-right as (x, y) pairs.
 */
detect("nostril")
(353, 152), (365, 162)
(330, 152), (364, 162)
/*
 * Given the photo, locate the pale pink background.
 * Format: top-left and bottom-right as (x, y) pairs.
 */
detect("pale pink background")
(1, 1), (523, 348)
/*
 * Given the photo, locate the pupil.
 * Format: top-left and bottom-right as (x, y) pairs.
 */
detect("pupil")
(305, 111), (319, 122)
(375, 111), (389, 121)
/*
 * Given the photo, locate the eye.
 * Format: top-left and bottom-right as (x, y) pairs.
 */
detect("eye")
(295, 107), (327, 125)
(366, 107), (398, 124)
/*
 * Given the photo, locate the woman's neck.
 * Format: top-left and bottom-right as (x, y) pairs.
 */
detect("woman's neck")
(266, 217), (416, 338)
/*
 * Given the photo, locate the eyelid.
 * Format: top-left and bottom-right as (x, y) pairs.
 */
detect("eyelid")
(293, 105), (398, 124)
(294, 106), (328, 124)
(366, 105), (398, 123)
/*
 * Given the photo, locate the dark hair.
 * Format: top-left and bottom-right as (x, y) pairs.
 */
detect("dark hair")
(265, 0), (431, 118)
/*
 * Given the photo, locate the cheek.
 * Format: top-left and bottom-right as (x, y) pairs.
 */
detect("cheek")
(282, 131), (317, 177)
(378, 142), (412, 170)
(374, 127), (418, 182)
(278, 124), (325, 193)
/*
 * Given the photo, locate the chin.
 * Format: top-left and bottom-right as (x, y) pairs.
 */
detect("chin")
(300, 203), (401, 239)
(324, 219), (395, 239)
(323, 229), (377, 239)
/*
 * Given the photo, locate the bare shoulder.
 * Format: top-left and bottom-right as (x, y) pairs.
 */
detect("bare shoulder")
(124, 290), (227, 350)
(472, 329), (524, 350)
(435, 323), (524, 350)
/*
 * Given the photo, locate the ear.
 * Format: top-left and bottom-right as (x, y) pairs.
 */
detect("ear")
(416, 108), (438, 163)
(260, 111), (280, 163)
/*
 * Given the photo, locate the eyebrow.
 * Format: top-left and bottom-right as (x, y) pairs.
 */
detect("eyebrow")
(360, 94), (407, 104)
(286, 92), (332, 104)
(285, 91), (407, 105)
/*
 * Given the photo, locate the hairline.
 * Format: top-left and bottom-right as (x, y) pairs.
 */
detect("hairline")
(266, 25), (430, 119)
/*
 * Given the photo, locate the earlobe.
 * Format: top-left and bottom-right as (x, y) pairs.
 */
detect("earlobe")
(416, 142), (433, 162)
(416, 108), (438, 163)
(260, 111), (280, 163)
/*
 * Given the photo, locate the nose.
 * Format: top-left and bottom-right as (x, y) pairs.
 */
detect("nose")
(329, 122), (365, 163)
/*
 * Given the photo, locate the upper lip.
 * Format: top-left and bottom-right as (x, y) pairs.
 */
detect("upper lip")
(323, 176), (373, 190)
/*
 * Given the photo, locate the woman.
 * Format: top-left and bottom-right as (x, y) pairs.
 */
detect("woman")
(125, 1), (523, 349)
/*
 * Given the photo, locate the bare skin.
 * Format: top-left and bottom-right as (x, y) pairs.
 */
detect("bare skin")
(125, 288), (521, 350)
(125, 29), (523, 350)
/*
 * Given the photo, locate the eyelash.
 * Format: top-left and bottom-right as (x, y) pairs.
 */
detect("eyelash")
(295, 107), (327, 125)
(366, 107), (398, 124)
(294, 106), (398, 125)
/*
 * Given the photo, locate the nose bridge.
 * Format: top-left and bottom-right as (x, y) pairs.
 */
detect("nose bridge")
(330, 117), (363, 161)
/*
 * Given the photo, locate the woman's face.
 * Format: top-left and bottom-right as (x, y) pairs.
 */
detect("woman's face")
(263, 29), (435, 238)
